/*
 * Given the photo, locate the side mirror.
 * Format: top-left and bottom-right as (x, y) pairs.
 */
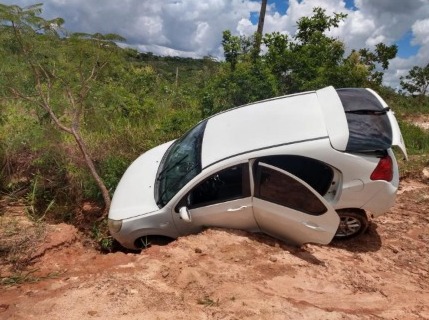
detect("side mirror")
(179, 206), (192, 222)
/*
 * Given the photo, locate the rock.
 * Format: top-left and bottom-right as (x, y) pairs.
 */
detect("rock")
(422, 167), (429, 180)
(389, 245), (400, 254)
(269, 256), (278, 262)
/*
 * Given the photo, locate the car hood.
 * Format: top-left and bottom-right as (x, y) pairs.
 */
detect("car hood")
(109, 140), (174, 220)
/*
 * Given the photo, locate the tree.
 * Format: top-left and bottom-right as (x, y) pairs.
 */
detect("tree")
(263, 7), (348, 93)
(222, 30), (254, 71)
(222, 30), (241, 71)
(358, 43), (398, 86)
(294, 7), (347, 44)
(400, 63), (429, 96)
(212, 6), (398, 112)
(201, 61), (278, 117)
(262, 32), (293, 92)
(261, 7), (397, 92)
(0, 3), (126, 215)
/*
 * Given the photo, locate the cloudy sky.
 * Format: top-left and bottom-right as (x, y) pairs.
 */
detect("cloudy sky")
(2, 0), (429, 89)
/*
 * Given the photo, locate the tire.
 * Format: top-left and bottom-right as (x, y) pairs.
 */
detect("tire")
(334, 209), (369, 240)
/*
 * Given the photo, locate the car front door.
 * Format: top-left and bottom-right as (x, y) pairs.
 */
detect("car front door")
(253, 162), (340, 245)
(172, 163), (259, 236)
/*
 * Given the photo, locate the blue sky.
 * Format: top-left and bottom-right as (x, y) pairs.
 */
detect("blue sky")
(396, 31), (420, 58)
(250, 0), (423, 59)
(2, 0), (429, 89)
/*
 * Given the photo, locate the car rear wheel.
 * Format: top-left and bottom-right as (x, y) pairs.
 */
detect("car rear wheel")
(334, 209), (368, 239)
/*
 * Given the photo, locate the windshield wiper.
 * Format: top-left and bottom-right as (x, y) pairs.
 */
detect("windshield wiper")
(345, 107), (390, 115)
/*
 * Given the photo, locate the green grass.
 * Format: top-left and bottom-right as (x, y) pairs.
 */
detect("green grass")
(386, 92), (429, 116)
(399, 120), (429, 155)
(0, 269), (62, 286)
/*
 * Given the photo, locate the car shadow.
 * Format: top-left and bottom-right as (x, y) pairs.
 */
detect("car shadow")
(236, 221), (382, 265)
(244, 232), (327, 266)
(329, 221), (382, 253)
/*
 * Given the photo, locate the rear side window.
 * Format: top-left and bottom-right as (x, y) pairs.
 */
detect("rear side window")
(256, 155), (334, 196)
(336, 88), (392, 152)
(255, 164), (327, 215)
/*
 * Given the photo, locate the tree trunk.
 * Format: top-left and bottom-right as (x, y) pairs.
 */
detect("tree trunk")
(71, 127), (111, 215)
(253, 0), (268, 58)
(256, 0), (268, 38)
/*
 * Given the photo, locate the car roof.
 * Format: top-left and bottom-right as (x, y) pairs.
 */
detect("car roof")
(201, 88), (336, 168)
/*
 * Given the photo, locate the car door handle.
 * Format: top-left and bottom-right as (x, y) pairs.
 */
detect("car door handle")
(302, 221), (326, 232)
(227, 206), (247, 212)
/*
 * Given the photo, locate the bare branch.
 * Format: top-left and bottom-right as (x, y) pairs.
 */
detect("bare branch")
(9, 87), (72, 134)
(71, 126), (111, 215)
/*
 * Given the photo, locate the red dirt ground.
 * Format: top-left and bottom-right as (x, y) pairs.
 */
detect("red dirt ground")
(1, 179), (429, 319)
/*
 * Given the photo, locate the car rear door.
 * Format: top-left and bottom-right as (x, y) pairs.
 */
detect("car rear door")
(386, 110), (407, 159)
(318, 86), (408, 160)
(253, 162), (340, 245)
(332, 88), (408, 159)
(366, 88), (408, 159)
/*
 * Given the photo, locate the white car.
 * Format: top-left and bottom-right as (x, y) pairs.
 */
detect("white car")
(108, 86), (407, 250)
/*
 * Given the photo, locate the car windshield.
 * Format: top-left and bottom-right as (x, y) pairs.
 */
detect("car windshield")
(155, 120), (207, 207)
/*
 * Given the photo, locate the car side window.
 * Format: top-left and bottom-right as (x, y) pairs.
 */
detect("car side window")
(255, 164), (327, 216)
(257, 155), (334, 196)
(184, 164), (250, 209)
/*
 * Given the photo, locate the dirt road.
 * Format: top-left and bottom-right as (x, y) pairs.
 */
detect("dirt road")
(1, 180), (428, 319)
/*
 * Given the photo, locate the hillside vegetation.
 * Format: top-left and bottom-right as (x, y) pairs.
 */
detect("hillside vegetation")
(0, 3), (428, 250)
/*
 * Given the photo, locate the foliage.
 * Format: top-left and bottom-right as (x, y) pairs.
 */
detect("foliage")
(385, 91), (429, 115)
(400, 63), (429, 96)
(216, 7), (398, 97)
(398, 120), (429, 155)
(259, 8), (350, 93)
(222, 30), (253, 71)
(0, 3), (133, 214)
(201, 61), (279, 117)
(294, 7), (346, 43)
(261, 8), (346, 92)
(357, 43), (398, 86)
(91, 220), (114, 252)
(0, 3), (205, 221)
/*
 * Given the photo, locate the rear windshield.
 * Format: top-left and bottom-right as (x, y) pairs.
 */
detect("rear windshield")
(336, 88), (392, 152)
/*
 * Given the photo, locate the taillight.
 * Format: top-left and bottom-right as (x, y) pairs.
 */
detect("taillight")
(370, 155), (393, 181)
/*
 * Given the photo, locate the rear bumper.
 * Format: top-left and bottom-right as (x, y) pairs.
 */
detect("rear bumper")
(361, 183), (397, 217)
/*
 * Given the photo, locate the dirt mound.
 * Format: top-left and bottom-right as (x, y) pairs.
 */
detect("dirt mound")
(1, 180), (429, 319)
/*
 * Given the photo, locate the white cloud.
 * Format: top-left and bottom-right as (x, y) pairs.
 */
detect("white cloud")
(412, 19), (429, 46)
(237, 18), (255, 36)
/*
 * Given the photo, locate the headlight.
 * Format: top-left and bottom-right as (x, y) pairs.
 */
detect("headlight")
(108, 219), (123, 233)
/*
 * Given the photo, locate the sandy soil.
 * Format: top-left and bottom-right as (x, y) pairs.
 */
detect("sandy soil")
(412, 115), (429, 131)
(1, 179), (429, 320)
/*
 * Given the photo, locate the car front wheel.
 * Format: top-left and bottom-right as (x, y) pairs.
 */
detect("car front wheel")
(334, 209), (368, 239)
